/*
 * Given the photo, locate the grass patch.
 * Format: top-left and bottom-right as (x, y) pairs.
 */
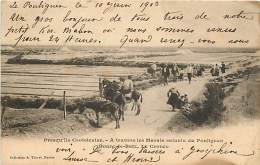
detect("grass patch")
(187, 83), (225, 125)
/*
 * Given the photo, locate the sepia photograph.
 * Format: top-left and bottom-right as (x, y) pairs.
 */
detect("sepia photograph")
(1, 46), (260, 136)
(1, 0), (260, 165)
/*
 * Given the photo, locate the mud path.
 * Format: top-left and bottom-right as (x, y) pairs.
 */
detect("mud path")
(89, 77), (209, 137)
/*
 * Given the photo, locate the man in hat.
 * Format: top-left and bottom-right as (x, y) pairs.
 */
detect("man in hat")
(121, 75), (134, 101)
(187, 64), (193, 84)
(221, 61), (226, 74)
(151, 63), (157, 77)
(171, 64), (179, 82)
(214, 64), (220, 76)
(162, 64), (170, 86)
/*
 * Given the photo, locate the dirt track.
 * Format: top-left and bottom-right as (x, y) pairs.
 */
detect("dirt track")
(86, 56), (260, 138)
(87, 77), (208, 137)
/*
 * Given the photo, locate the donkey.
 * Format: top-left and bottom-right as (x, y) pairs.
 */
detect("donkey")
(102, 79), (143, 121)
(80, 98), (121, 129)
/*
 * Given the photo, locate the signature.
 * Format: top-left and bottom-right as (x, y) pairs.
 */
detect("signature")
(57, 144), (164, 164)
(182, 142), (255, 160)
(122, 153), (160, 163)
(63, 151), (98, 162)
(55, 142), (255, 163)
(56, 145), (99, 163)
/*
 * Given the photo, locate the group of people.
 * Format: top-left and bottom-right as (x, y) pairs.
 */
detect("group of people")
(160, 63), (184, 85)
(210, 62), (226, 77)
(148, 63), (206, 85)
(97, 61), (227, 113)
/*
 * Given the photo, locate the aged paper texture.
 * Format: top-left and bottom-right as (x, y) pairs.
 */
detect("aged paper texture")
(1, 0), (260, 165)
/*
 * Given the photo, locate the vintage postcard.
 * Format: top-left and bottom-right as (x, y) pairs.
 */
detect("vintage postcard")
(1, 0), (260, 164)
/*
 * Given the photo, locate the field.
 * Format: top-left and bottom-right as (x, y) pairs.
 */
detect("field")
(1, 63), (146, 98)
(1, 46), (260, 137)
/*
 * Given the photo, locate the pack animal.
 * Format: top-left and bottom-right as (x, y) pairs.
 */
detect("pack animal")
(102, 79), (143, 121)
